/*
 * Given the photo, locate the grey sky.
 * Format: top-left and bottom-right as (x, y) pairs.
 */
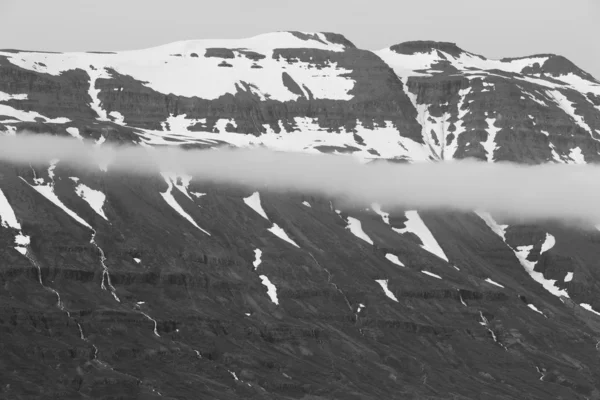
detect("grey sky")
(1, 0), (598, 79)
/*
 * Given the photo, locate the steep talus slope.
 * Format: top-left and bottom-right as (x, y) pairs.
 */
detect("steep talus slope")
(1, 32), (600, 399)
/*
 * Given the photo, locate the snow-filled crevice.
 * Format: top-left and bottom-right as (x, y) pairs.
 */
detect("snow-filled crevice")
(134, 302), (161, 337)
(478, 311), (507, 350)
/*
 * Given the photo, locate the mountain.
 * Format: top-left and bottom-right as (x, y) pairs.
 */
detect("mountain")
(1, 31), (600, 399)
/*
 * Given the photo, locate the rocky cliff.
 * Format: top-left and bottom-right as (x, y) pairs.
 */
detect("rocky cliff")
(2, 32), (600, 399)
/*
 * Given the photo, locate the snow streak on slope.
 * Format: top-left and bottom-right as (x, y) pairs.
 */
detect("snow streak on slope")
(580, 303), (600, 316)
(74, 182), (108, 221)
(394, 211), (448, 261)
(260, 275), (279, 305)
(397, 79), (446, 161)
(253, 249), (262, 270)
(0, 188), (30, 255)
(268, 224), (300, 248)
(0, 189), (22, 229)
(244, 192), (269, 220)
(421, 271), (442, 280)
(476, 212), (568, 298)
(87, 68), (110, 121)
(446, 87), (472, 159)
(22, 168), (91, 229)
(485, 278), (505, 288)
(547, 90), (592, 134)
(0, 101), (70, 124)
(528, 304), (544, 316)
(375, 279), (398, 302)
(0, 91), (27, 102)
(0, 32), (354, 102)
(482, 117), (501, 162)
(385, 254), (405, 267)
(345, 217), (373, 245)
(160, 173), (210, 235)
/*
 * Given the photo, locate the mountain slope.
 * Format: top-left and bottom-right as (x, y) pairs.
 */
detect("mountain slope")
(2, 32), (600, 400)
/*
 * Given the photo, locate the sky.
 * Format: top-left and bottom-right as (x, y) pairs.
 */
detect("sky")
(1, 0), (598, 79)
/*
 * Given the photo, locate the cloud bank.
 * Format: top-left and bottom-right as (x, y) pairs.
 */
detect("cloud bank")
(1, 133), (600, 224)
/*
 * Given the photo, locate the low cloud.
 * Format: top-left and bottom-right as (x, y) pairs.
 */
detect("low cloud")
(1, 133), (600, 225)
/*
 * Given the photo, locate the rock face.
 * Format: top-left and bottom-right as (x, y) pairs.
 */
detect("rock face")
(2, 32), (600, 399)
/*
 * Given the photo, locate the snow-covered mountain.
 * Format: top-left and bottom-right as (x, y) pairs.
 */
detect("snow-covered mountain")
(2, 32), (600, 399)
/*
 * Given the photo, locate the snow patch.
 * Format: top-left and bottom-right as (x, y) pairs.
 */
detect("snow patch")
(394, 211), (448, 261)
(581, 303), (600, 316)
(345, 216), (373, 245)
(528, 304), (544, 315)
(485, 278), (505, 288)
(385, 253), (405, 267)
(268, 223), (299, 248)
(109, 111), (125, 125)
(564, 272), (573, 282)
(547, 90), (592, 134)
(253, 248), (262, 270)
(302, 201), (311, 208)
(568, 147), (586, 164)
(260, 275), (279, 305)
(243, 191), (269, 220)
(375, 279), (398, 302)
(0, 188), (22, 229)
(421, 270), (442, 280)
(371, 203), (390, 225)
(74, 183), (108, 220)
(0, 102), (70, 124)
(482, 118), (501, 162)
